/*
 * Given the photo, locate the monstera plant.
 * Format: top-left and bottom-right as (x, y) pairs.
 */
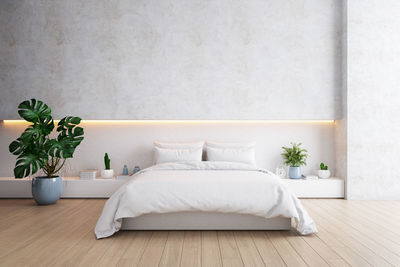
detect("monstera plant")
(9, 99), (84, 204)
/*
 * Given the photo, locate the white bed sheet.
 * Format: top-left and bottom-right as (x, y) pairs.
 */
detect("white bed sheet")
(95, 161), (317, 238)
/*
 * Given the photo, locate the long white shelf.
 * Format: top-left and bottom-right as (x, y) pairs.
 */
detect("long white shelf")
(0, 177), (128, 198)
(0, 176), (344, 199)
(281, 177), (344, 198)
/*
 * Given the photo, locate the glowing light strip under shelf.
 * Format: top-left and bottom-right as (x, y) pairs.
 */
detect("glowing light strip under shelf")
(2, 120), (334, 124)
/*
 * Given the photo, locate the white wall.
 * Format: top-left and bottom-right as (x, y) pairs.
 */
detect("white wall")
(333, 0), (347, 197)
(0, 0), (342, 120)
(0, 122), (335, 178)
(346, 0), (400, 199)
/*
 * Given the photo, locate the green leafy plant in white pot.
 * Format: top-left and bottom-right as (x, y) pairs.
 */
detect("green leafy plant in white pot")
(9, 99), (84, 205)
(101, 153), (114, 179)
(318, 162), (331, 179)
(281, 142), (308, 179)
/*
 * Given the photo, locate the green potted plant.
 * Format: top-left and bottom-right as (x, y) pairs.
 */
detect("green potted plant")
(281, 142), (308, 179)
(318, 162), (331, 179)
(101, 153), (114, 179)
(9, 99), (84, 205)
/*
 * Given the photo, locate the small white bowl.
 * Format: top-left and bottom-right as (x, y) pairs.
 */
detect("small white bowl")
(101, 169), (114, 179)
(318, 170), (331, 179)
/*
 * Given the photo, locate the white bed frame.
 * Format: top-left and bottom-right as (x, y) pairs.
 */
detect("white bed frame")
(121, 212), (291, 230)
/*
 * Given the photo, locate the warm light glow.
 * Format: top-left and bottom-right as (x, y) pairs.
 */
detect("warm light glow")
(2, 119), (335, 125)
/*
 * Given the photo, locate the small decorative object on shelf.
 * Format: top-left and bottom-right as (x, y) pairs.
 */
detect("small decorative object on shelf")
(133, 166), (141, 174)
(275, 166), (286, 178)
(101, 153), (114, 179)
(80, 170), (97, 180)
(318, 162), (331, 179)
(281, 142), (308, 179)
(123, 165), (128, 175)
(304, 175), (318, 180)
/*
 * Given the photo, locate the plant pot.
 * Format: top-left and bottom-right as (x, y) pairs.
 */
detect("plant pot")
(101, 169), (114, 179)
(318, 170), (331, 179)
(32, 176), (62, 205)
(289, 166), (302, 179)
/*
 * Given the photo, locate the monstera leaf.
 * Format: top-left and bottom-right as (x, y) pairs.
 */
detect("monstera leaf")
(48, 116), (84, 158)
(9, 138), (29, 156)
(18, 99), (52, 124)
(13, 153), (47, 178)
(56, 116), (82, 136)
(20, 120), (54, 142)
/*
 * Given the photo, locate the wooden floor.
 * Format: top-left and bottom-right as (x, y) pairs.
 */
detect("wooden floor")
(0, 199), (400, 267)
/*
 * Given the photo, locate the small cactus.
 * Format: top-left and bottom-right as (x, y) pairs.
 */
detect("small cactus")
(104, 153), (111, 170)
(320, 162), (328, 170)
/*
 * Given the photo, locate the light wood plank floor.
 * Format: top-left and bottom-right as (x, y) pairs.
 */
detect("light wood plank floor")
(0, 199), (399, 267)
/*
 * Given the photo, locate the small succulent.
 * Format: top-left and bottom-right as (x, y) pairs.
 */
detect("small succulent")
(104, 153), (111, 170)
(320, 162), (328, 170)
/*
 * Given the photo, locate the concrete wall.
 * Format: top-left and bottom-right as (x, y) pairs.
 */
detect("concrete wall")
(334, 0), (347, 197)
(0, 0), (342, 120)
(346, 0), (400, 199)
(0, 1), (342, 185)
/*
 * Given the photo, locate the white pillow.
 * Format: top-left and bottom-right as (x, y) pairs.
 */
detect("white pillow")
(154, 141), (204, 149)
(206, 146), (256, 166)
(154, 146), (203, 164)
(206, 141), (256, 149)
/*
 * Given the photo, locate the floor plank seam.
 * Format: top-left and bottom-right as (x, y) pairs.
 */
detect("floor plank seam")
(264, 232), (288, 267)
(157, 231), (170, 267)
(250, 232), (268, 267)
(177, 231), (185, 267)
(235, 231), (248, 267)
(137, 231), (154, 266)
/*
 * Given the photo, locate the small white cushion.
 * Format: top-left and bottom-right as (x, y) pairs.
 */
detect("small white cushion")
(154, 146), (203, 164)
(206, 141), (256, 149)
(154, 141), (204, 149)
(206, 146), (256, 166)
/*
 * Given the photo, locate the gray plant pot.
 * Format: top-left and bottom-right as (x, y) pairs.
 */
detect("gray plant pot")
(289, 166), (302, 179)
(32, 176), (63, 205)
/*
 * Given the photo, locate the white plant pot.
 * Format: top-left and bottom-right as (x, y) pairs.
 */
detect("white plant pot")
(101, 169), (114, 179)
(318, 170), (331, 179)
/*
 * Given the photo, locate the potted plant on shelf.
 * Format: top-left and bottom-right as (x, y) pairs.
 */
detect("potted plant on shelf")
(101, 153), (114, 179)
(9, 99), (84, 205)
(281, 142), (308, 179)
(318, 162), (331, 179)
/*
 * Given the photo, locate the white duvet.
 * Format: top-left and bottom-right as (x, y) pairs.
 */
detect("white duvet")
(95, 161), (317, 239)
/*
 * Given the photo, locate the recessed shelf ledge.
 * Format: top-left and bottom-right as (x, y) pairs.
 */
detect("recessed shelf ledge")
(2, 119), (335, 125)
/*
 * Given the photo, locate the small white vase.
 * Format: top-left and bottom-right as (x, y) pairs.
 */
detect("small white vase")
(101, 169), (114, 179)
(318, 170), (331, 179)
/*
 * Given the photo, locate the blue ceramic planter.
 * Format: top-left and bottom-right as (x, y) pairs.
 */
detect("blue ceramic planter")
(32, 176), (62, 205)
(289, 167), (302, 179)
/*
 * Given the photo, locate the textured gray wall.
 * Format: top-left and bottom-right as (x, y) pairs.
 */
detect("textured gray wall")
(334, 0), (347, 197)
(0, 0), (342, 119)
(346, 0), (400, 199)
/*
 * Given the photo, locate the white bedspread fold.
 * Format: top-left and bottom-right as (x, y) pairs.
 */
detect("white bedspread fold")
(95, 161), (317, 238)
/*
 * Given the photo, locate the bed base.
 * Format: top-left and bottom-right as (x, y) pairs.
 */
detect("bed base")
(121, 212), (291, 230)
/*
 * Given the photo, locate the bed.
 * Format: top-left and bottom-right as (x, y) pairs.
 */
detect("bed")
(94, 161), (317, 239)
(120, 212), (291, 230)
